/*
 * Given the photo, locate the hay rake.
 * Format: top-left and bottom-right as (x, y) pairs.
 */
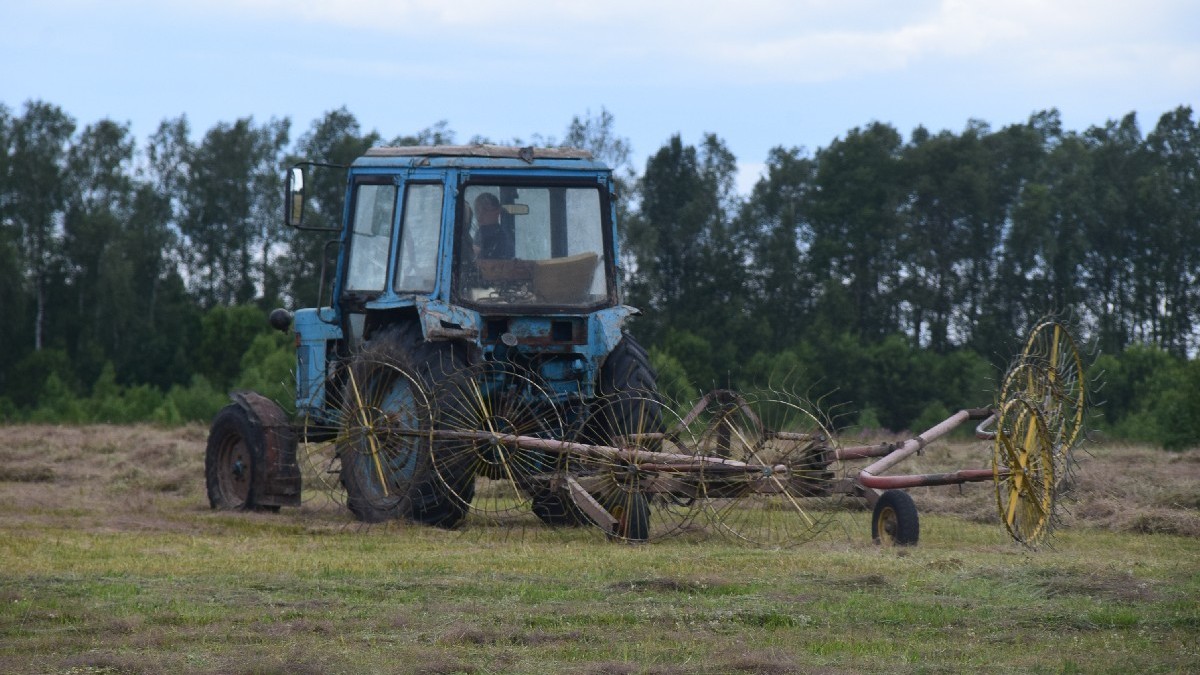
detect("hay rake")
(289, 320), (1090, 548)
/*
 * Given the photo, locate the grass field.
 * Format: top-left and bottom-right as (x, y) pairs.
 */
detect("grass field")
(1, 424), (1197, 674)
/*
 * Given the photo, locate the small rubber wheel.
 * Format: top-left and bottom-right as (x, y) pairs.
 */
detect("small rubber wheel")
(872, 489), (919, 546)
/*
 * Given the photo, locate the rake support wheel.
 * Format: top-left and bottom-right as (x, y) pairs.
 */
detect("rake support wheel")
(871, 489), (919, 546)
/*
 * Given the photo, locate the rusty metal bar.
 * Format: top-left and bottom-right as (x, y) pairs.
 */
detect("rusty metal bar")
(675, 389), (760, 431)
(855, 407), (994, 488)
(857, 468), (1000, 489)
(975, 412), (998, 440)
(431, 429), (756, 470)
(564, 475), (617, 533)
(835, 443), (899, 461)
(858, 408), (992, 475)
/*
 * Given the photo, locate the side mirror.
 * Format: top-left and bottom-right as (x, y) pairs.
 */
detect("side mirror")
(285, 166), (305, 228)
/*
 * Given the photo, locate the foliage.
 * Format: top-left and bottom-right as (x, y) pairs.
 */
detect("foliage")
(234, 331), (295, 413)
(1092, 345), (1200, 450)
(0, 99), (1198, 447)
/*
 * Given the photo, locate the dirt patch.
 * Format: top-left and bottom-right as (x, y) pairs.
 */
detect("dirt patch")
(609, 576), (734, 595)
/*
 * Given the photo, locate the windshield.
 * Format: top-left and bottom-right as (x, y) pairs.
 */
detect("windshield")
(455, 183), (610, 308)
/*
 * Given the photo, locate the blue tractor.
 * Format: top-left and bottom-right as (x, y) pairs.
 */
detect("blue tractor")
(204, 145), (661, 539)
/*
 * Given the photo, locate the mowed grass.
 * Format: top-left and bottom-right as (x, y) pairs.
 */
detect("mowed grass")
(0, 425), (1197, 674)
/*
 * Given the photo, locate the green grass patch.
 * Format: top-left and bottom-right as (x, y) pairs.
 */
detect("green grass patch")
(2, 517), (1197, 674)
(1, 427), (1198, 673)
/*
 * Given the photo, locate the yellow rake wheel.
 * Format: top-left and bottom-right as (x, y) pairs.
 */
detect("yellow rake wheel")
(993, 397), (1056, 546)
(334, 358), (435, 523)
(697, 391), (841, 548)
(1017, 320), (1087, 452)
(569, 393), (703, 543)
(429, 362), (565, 520)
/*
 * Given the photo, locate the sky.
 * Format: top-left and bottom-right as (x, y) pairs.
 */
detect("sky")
(3, 0), (1198, 193)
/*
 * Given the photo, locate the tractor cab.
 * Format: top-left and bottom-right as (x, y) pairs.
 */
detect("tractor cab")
(284, 145), (638, 426)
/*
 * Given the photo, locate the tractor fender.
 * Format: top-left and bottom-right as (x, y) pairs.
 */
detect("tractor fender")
(414, 298), (482, 342)
(228, 391), (301, 507)
(590, 305), (640, 368)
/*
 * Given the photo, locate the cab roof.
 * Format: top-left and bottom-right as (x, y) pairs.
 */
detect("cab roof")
(354, 144), (608, 171)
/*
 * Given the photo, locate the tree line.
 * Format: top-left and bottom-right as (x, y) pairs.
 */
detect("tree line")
(0, 100), (1197, 448)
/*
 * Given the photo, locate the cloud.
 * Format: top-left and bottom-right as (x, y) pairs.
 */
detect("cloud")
(178, 0), (1194, 91)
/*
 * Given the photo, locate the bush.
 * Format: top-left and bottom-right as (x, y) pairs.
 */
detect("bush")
(648, 347), (694, 411)
(161, 376), (228, 424)
(0, 396), (16, 422)
(29, 373), (86, 423)
(195, 305), (272, 391)
(911, 401), (953, 436)
(1091, 345), (1199, 450)
(660, 329), (717, 389)
(10, 348), (79, 411)
(235, 332), (295, 412)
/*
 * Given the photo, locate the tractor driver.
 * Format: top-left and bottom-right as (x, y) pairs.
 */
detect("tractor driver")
(473, 192), (515, 259)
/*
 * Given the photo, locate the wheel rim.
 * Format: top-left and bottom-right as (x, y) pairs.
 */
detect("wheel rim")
(1015, 320), (1087, 455)
(875, 505), (898, 545)
(216, 436), (251, 506)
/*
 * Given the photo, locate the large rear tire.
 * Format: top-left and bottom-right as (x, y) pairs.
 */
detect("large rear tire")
(595, 334), (662, 440)
(337, 322), (474, 528)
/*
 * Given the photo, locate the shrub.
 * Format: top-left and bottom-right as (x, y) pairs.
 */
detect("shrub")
(161, 375), (228, 424)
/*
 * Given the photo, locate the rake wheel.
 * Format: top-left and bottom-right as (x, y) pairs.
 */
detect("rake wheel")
(569, 392), (703, 542)
(695, 390), (841, 548)
(334, 356), (434, 523)
(993, 396), (1056, 546)
(429, 361), (565, 520)
(1015, 319), (1087, 452)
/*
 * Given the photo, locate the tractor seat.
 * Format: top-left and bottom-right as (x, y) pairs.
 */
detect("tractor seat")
(533, 252), (599, 304)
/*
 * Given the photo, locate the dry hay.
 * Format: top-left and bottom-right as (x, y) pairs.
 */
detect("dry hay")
(0, 424), (1196, 539)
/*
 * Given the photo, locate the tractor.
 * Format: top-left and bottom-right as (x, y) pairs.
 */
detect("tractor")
(204, 145), (662, 538)
(204, 145), (1089, 550)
